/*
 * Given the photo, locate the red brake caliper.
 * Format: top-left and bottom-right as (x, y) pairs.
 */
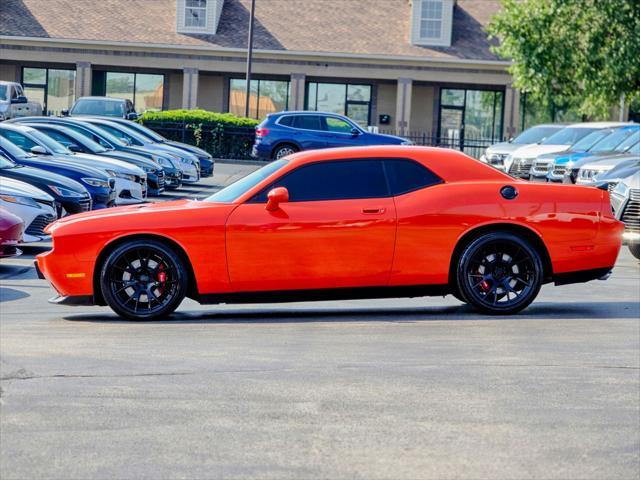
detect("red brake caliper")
(157, 264), (167, 294)
(478, 267), (490, 292)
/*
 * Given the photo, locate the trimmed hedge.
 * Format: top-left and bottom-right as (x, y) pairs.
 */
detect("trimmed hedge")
(139, 109), (260, 128)
(139, 110), (260, 160)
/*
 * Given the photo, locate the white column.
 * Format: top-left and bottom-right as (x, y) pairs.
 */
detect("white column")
(503, 85), (521, 138)
(182, 67), (199, 110)
(395, 77), (413, 136)
(289, 73), (306, 111)
(75, 62), (92, 98)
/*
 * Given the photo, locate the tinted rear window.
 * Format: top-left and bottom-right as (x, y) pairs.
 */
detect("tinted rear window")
(278, 116), (295, 127)
(384, 159), (442, 195)
(294, 115), (322, 131)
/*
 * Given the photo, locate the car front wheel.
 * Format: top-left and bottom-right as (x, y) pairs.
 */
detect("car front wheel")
(629, 243), (640, 260)
(456, 232), (543, 315)
(100, 239), (187, 320)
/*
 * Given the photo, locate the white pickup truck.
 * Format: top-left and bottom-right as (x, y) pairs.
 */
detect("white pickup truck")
(0, 81), (43, 121)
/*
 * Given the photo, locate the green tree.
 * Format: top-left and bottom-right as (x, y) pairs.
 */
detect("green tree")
(488, 0), (640, 118)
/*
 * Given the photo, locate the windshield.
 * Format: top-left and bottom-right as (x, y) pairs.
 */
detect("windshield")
(62, 129), (108, 153)
(0, 85), (7, 101)
(512, 126), (562, 145)
(91, 122), (147, 146)
(69, 123), (127, 147)
(0, 136), (33, 159)
(205, 160), (288, 203)
(0, 153), (17, 168)
(592, 128), (639, 153)
(615, 132), (640, 152)
(71, 99), (124, 117)
(127, 122), (165, 142)
(571, 129), (612, 151)
(542, 127), (599, 146)
(29, 129), (72, 154)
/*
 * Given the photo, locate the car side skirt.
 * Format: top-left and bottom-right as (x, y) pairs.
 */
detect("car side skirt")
(198, 285), (452, 305)
(45, 267), (614, 308)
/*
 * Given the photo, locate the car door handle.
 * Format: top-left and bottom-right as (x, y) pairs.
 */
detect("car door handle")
(361, 207), (385, 214)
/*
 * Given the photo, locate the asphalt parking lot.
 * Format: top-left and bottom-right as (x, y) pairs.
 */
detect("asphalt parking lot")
(1, 162), (639, 480)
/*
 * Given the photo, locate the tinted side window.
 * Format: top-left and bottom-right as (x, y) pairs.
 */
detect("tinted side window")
(385, 159), (442, 195)
(253, 160), (388, 202)
(0, 130), (37, 151)
(294, 115), (322, 131)
(40, 129), (73, 146)
(325, 117), (353, 133)
(278, 116), (294, 127)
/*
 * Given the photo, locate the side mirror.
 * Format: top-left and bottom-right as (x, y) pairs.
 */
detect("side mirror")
(68, 144), (82, 153)
(350, 127), (360, 137)
(11, 96), (28, 104)
(126, 112), (139, 120)
(61, 109), (70, 117)
(265, 187), (289, 212)
(30, 145), (49, 155)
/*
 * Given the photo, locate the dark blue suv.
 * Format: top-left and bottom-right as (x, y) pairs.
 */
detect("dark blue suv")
(252, 111), (410, 160)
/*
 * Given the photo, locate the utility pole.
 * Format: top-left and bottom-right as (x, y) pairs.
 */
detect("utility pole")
(244, 0), (256, 118)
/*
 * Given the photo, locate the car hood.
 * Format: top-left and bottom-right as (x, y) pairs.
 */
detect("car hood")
(69, 152), (144, 176)
(47, 199), (237, 237)
(23, 155), (109, 178)
(0, 176), (54, 201)
(581, 154), (640, 171)
(165, 141), (210, 158)
(510, 144), (571, 159)
(367, 132), (407, 144)
(485, 143), (522, 156)
(544, 151), (591, 165)
(1, 165), (87, 192)
(99, 150), (158, 169)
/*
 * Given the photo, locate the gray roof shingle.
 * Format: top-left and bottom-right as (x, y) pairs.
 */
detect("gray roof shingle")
(0, 0), (502, 61)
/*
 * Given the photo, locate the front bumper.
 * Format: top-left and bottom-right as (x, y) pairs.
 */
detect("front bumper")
(114, 178), (145, 205)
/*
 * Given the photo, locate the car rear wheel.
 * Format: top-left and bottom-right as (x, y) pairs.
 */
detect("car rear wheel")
(456, 232), (543, 315)
(629, 243), (640, 260)
(273, 144), (298, 159)
(100, 240), (187, 320)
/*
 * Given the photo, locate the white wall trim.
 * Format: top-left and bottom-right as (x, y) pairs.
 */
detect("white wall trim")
(0, 35), (510, 68)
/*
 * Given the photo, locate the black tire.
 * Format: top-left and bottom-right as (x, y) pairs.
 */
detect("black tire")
(456, 232), (543, 315)
(272, 144), (298, 160)
(629, 243), (640, 260)
(100, 239), (188, 320)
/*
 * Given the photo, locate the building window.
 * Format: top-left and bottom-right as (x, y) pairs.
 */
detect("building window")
(411, 0), (453, 46)
(229, 79), (290, 119)
(306, 82), (372, 126)
(420, 1), (443, 39)
(92, 71), (164, 112)
(185, 0), (207, 28)
(438, 88), (504, 156)
(22, 67), (75, 116)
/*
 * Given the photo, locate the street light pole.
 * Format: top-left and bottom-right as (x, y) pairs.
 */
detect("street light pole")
(244, 0), (256, 118)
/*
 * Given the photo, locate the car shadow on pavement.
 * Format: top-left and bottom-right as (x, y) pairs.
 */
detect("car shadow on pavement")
(62, 301), (640, 324)
(0, 286), (30, 303)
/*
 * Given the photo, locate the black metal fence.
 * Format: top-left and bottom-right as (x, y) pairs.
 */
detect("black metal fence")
(142, 121), (501, 161)
(379, 130), (503, 160)
(141, 121), (256, 160)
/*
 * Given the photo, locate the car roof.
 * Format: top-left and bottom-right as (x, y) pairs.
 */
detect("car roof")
(75, 96), (125, 103)
(566, 122), (633, 128)
(0, 123), (37, 133)
(269, 111), (349, 117)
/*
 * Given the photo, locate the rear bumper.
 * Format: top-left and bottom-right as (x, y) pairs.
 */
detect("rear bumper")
(251, 143), (272, 159)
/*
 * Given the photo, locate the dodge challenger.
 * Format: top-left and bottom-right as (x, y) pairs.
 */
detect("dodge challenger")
(36, 146), (624, 320)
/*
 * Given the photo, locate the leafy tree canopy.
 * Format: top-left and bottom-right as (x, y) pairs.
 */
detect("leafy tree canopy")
(488, 0), (640, 118)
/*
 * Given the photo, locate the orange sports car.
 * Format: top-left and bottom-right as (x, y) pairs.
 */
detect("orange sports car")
(36, 146), (624, 320)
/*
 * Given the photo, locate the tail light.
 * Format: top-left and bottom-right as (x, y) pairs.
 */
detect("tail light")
(256, 127), (269, 138)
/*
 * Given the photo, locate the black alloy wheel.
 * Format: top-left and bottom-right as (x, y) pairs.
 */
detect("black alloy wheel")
(456, 232), (543, 315)
(100, 240), (187, 320)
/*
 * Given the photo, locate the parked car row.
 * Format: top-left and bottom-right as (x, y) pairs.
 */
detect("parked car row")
(481, 122), (640, 259)
(0, 113), (215, 253)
